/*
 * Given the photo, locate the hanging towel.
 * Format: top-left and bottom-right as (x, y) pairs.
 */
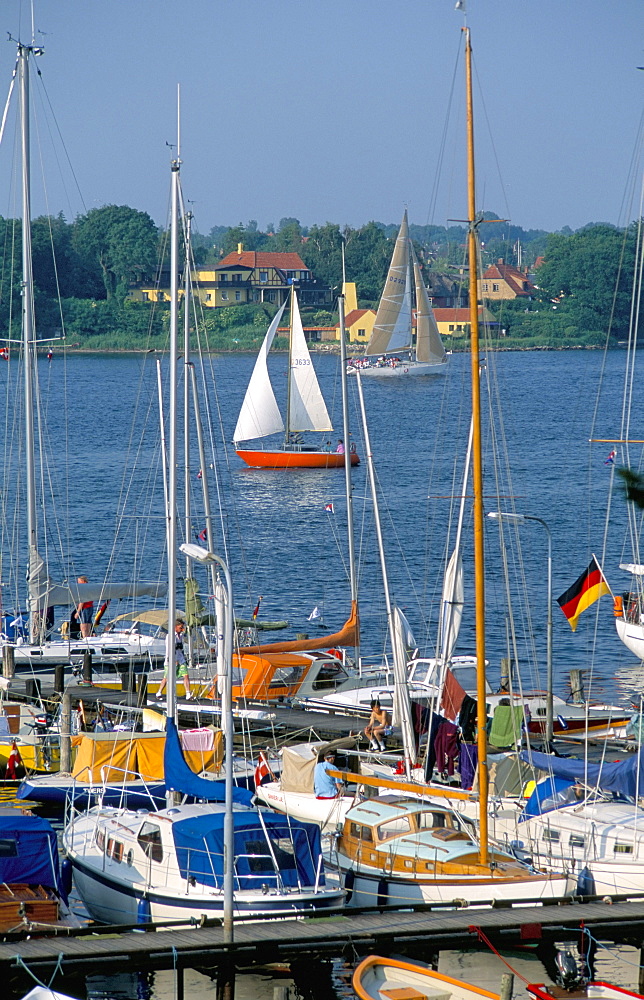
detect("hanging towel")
(440, 667), (467, 721)
(488, 704), (525, 750)
(180, 727), (215, 752)
(434, 719), (460, 777)
(423, 711), (445, 780)
(460, 742), (478, 789)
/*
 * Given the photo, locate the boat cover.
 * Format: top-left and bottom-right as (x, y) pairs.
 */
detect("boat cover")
(520, 748), (644, 801)
(172, 808), (324, 891)
(163, 719), (253, 804)
(71, 730), (222, 783)
(0, 811), (63, 896)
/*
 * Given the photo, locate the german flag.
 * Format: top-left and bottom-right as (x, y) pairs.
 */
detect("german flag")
(556, 556), (611, 631)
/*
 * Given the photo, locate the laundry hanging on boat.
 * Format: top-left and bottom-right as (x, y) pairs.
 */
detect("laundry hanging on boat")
(422, 710), (445, 781)
(488, 703), (525, 750)
(440, 666), (467, 721)
(433, 719), (459, 777)
(458, 693), (477, 743)
(460, 742), (478, 790)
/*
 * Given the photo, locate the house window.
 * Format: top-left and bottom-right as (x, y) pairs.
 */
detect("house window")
(157, 292), (165, 302)
(449, 325), (454, 332)
(358, 329), (366, 337)
(235, 291), (241, 301)
(482, 283), (488, 292)
(232, 273), (241, 284)
(205, 293), (211, 302)
(492, 283), (499, 292)
(142, 292), (149, 301)
(259, 270), (268, 283)
(267, 291), (276, 302)
(220, 273), (228, 282)
(221, 292), (228, 301)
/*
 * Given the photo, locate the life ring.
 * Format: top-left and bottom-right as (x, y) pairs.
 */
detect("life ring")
(326, 648), (343, 660)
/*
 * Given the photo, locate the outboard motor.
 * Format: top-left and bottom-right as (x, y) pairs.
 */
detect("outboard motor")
(555, 950), (582, 991)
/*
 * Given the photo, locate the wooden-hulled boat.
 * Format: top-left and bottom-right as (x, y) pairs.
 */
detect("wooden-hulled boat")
(353, 955), (500, 1000)
(234, 288), (359, 468)
(331, 795), (572, 907)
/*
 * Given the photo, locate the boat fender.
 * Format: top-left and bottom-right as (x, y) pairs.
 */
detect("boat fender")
(344, 869), (354, 903)
(577, 866), (595, 898)
(613, 595), (623, 617)
(60, 857), (73, 899)
(137, 896), (152, 924)
(377, 878), (388, 908)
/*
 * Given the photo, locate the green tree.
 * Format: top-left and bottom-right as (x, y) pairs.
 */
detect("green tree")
(300, 223), (344, 291)
(71, 205), (159, 302)
(535, 223), (638, 339)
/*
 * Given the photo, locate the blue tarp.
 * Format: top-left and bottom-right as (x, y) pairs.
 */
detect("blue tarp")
(172, 809), (324, 891)
(0, 812), (62, 894)
(520, 748), (644, 801)
(163, 719), (254, 805)
(521, 774), (576, 819)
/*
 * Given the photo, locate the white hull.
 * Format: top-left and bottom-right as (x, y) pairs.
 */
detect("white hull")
(255, 782), (352, 833)
(3, 630), (166, 670)
(348, 359), (447, 378)
(615, 616), (644, 660)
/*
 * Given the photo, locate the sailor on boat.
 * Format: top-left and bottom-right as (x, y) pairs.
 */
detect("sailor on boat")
(314, 750), (344, 799)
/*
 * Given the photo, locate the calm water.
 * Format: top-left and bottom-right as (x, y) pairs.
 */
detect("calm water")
(3, 347), (644, 998)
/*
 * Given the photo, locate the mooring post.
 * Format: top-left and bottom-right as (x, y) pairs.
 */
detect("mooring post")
(54, 663), (65, 694)
(499, 657), (511, 692)
(2, 644), (14, 680)
(82, 650), (93, 685)
(569, 669), (585, 704)
(500, 973), (514, 1000)
(60, 689), (72, 774)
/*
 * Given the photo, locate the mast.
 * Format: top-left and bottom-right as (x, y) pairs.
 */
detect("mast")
(165, 134), (181, 729)
(183, 208), (194, 663)
(284, 288), (294, 445)
(19, 42), (38, 641)
(464, 26), (489, 866)
(338, 295), (359, 663)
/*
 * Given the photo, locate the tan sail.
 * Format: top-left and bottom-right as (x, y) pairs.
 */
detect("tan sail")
(238, 599), (359, 654)
(365, 210), (412, 357)
(412, 251), (446, 365)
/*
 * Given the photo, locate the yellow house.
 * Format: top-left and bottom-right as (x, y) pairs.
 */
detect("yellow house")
(128, 245), (331, 309)
(433, 306), (497, 338)
(329, 282), (376, 344)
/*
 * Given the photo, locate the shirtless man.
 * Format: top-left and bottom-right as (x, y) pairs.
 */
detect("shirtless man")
(364, 699), (391, 751)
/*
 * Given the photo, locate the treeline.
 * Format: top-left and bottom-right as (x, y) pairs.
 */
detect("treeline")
(0, 205), (638, 348)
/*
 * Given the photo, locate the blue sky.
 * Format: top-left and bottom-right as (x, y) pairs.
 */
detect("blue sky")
(0, 0), (642, 236)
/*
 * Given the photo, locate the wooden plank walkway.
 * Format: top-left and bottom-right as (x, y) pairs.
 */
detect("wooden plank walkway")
(4, 899), (644, 982)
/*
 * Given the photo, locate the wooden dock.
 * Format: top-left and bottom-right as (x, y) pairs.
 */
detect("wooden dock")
(4, 898), (644, 987)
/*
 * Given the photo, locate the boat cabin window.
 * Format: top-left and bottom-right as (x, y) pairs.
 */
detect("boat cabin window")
(349, 822), (373, 842)
(311, 664), (350, 691)
(241, 837), (297, 875)
(376, 816), (412, 841)
(96, 828), (105, 852)
(417, 811), (456, 831)
(137, 822), (164, 863)
(269, 665), (307, 690)
(107, 837), (124, 863)
(614, 843), (634, 854)
(0, 838), (18, 857)
(542, 828), (560, 843)
(569, 834), (585, 849)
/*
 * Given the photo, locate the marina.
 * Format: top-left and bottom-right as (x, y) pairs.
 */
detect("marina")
(0, 5), (641, 1000)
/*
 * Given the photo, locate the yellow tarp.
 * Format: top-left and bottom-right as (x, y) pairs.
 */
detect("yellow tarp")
(70, 730), (223, 783)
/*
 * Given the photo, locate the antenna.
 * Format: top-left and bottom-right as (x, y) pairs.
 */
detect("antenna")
(177, 83), (180, 158)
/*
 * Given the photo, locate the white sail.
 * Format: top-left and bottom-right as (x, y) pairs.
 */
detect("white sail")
(412, 252), (446, 365)
(438, 548), (464, 664)
(233, 301), (287, 444)
(391, 605), (417, 762)
(27, 546), (167, 609)
(366, 210), (412, 357)
(288, 291), (333, 432)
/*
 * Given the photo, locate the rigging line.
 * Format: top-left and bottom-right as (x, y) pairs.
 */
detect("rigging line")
(0, 57), (18, 149)
(31, 60), (88, 216)
(424, 34), (462, 229)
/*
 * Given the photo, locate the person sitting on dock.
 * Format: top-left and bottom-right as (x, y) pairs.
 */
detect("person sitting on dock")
(314, 750), (344, 799)
(365, 699), (391, 752)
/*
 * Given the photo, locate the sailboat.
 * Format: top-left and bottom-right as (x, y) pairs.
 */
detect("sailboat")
(0, 40), (164, 671)
(64, 142), (344, 925)
(234, 287), (359, 468)
(347, 210), (448, 378)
